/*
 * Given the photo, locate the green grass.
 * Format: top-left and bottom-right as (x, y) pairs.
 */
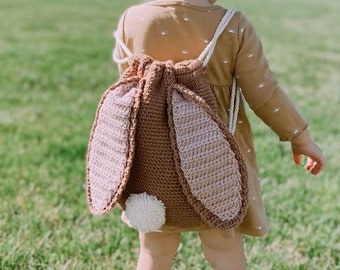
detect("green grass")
(0, 0), (339, 269)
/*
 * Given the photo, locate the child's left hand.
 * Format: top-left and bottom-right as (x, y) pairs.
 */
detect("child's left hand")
(290, 130), (326, 175)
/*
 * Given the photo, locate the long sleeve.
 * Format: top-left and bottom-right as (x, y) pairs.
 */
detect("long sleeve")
(234, 12), (308, 141)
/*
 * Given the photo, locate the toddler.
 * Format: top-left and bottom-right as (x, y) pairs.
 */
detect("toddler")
(113, 1), (326, 269)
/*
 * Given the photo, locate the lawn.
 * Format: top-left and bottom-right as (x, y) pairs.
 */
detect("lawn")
(0, 0), (339, 269)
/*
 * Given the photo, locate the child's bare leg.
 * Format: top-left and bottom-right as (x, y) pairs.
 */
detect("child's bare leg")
(136, 231), (181, 270)
(198, 229), (247, 270)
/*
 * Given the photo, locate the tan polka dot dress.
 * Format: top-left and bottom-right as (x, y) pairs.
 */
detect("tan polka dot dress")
(114, 0), (308, 237)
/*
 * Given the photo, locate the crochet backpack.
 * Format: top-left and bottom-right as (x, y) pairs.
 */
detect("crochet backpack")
(86, 8), (248, 232)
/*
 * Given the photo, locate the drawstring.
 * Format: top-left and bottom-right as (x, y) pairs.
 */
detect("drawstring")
(228, 77), (240, 135)
(112, 31), (132, 64)
(198, 8), (240, 134)
(198, 8), (236, 67)
(113, 8), (240, 134)
(113, 8), (236, 66)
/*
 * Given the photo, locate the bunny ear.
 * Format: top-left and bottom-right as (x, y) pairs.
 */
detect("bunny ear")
(86, 81), (141, 215)
(168, 87), (248, 229)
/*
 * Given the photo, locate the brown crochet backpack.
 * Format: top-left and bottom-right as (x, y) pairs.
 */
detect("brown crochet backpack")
(86, 8), (248, 232)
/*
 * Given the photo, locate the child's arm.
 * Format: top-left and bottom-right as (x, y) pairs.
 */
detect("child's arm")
(234, 12), (326, 175)
(290, 129), (326, 175)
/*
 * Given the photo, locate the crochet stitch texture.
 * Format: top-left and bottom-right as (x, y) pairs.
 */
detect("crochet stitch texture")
(87, 54), (248, 230)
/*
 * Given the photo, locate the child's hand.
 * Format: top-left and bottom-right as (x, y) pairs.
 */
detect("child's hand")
(291, 142), (325, 175)
(290, 130), (326, 175)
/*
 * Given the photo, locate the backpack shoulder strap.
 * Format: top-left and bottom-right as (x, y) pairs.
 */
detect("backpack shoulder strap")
(196, 8), (239, 134)
(113, 31), (133, 64)
(113, 8), (237, 65)
(198, 8), (236, 67)
(113, 8), (239, 134)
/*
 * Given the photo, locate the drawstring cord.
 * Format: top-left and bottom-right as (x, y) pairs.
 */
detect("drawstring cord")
(112, 8), (240, 134)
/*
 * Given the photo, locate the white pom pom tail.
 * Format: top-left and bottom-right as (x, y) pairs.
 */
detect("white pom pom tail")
(125, 193), (166, 233)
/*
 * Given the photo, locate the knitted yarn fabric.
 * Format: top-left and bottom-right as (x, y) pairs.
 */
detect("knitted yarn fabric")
(87, 54), (248, 230)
